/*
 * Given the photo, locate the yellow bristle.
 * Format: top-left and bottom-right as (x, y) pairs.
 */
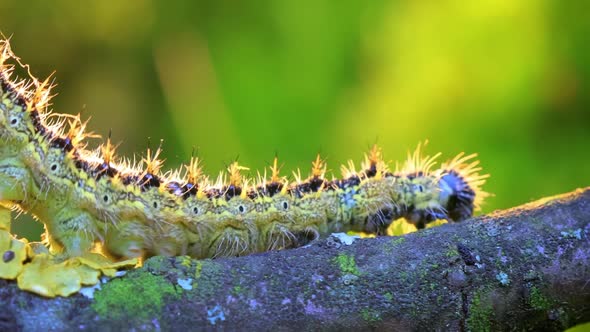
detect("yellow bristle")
(269, 157), (282, 183)
(292, 168), (303, 184)
(255, 169), (267, 188)
(214, 171), (226, 189)
(341, 159), (357, 178)
(0, 39), (55, 113)
(368, 144), (381, 165)
(240, 178), (251, 198)
(227, 162), (249, 188)
(311, 154), (326, 179)
(31, 73), (56, 112)
(66, 115), (99, 149)
(142, 143), (164, 176)
(185, 156), (204, 184)
(402, 141), (441, 176)
(361, 144), (389, 178)
(100, 136), (120, 167)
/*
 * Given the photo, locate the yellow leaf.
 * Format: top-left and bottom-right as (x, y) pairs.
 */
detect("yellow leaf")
(18, 254), (82, 297)
(387, 218), (417, 236)
(17, 252), (138, 297)
(425, 219), (448, 228)
(71, 263), (101, 286)
(77, 252), (138, 272)
(0, 229), (27, 279)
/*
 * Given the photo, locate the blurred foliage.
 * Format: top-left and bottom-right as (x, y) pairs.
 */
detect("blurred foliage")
(1, 0), (589, 240)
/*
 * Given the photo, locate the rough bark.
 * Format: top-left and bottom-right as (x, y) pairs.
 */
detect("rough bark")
(1, 188), (589, 331)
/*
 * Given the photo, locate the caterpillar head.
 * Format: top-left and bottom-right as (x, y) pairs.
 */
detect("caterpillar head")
(438, 153), (490, 222)
(437, 170), (476, 222)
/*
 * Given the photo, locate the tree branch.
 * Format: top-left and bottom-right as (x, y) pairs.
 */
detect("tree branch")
(1, 188), (589, 331)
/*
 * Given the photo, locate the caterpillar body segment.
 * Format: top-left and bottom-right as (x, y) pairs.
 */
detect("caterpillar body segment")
(23, 143), (103, 256)
(252, 191), (298, 252)
(0, 38), (490, 266)
(0, 86), (37, 204)
(395, 173), (444, 229)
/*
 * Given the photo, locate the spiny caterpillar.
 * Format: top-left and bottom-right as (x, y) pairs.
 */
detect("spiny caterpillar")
(0, 38), (489, 291)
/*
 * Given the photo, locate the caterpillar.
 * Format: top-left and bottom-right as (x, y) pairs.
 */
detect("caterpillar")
(0, 38), (489, 295)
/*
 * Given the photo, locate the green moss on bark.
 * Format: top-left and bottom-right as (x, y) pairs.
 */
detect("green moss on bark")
(92, 272), (180, 321)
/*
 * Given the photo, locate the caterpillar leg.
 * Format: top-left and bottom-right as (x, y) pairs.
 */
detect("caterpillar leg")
(103, 220), (148, 259)
(206, 220), (253, 258)
(256, 212), (299, 252)
(148, 221), (188, 257)
(0, 164), (36, 231)
(289, 206), (324, 247)
(16, 210), (137, 297)
(42, 209), (102, 257)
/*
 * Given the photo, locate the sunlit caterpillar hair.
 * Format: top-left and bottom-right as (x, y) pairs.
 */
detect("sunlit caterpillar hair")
(0, 38), (490, 262)
(393, 142), (491, 229)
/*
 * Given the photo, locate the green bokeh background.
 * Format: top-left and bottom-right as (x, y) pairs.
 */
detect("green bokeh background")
(2, 0), (589, 240)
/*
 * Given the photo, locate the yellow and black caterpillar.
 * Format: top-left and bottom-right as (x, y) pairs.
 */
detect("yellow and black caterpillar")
(0, 38), (489, 264)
